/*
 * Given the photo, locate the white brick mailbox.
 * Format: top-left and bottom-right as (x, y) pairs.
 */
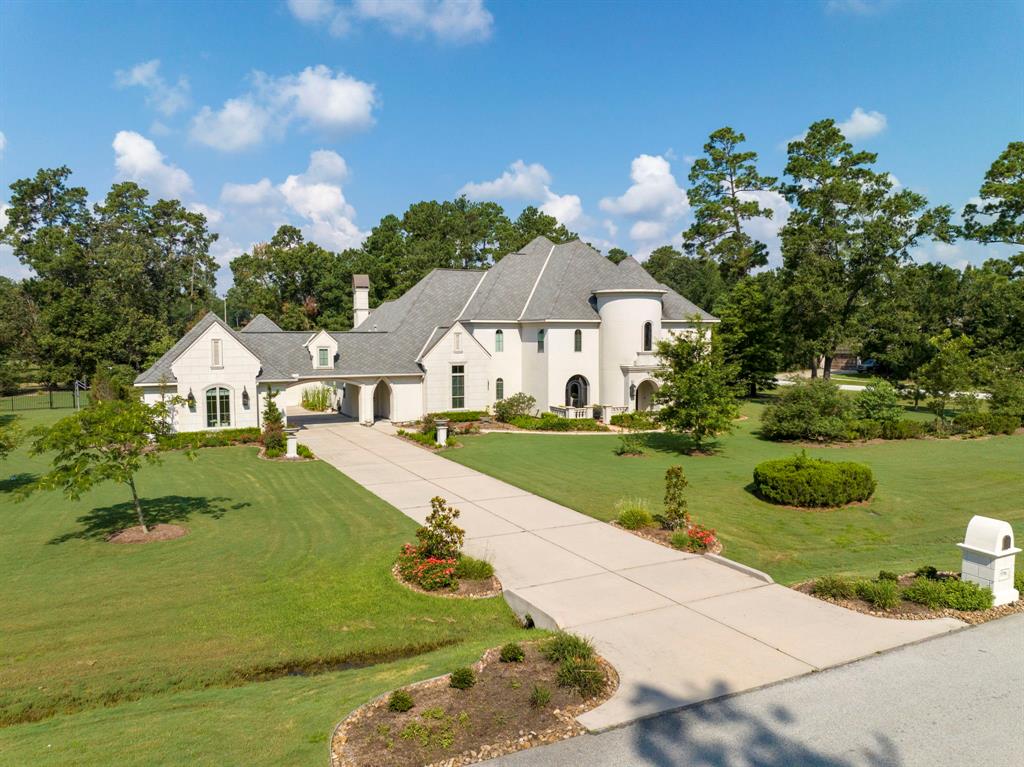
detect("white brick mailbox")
(957, 515), (1020, 607)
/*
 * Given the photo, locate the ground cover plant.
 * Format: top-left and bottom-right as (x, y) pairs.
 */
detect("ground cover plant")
(0, 410), (525, 766)
(806, 569), (997, 615)
(442, 398), (1024, 584)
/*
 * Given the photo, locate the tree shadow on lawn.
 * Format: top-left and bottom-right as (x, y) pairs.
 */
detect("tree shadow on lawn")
(1, 472), (37, 494)
(629, 680), (900, 766)
(48, 495), (250, 544)
(638, 432), (724, 456)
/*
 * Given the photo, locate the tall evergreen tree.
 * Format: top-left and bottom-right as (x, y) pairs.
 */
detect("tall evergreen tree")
(683, 127), (777, 283)
(716, 273), (783, 397)
(643, 245), (726, 313)
(962, 141), (1023, 256)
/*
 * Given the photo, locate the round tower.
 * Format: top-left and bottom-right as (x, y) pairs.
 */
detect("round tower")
(594, 289), (666, 408)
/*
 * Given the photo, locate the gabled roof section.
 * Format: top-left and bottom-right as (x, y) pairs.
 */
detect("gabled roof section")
(460, 236), (553, 320)
(135, 312), (268, 385)
(240, 313), (282, 333)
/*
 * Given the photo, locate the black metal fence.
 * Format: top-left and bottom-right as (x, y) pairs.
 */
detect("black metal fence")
(0, 390), (89, 411)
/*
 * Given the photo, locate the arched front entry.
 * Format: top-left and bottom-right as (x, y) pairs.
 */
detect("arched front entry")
(565, 375), (589, 407)
(635, 379), (658, 411)
(372, 379), (392, 420)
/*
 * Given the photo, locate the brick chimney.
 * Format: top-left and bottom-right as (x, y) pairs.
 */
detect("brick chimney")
(352, 274), (370, 328)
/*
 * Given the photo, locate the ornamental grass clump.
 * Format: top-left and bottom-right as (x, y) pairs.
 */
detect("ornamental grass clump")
(615, 497), (654, 529)
(454, 555), (494, 580)
(752, 451), (875, 507)
(811, 575), (857, 600)
(855, 579), (901, 610)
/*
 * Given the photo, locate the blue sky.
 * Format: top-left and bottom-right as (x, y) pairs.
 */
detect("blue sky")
(1, 0), (1021, 289)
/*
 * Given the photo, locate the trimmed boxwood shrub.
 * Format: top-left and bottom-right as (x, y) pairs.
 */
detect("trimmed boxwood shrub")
(427, 410), (488, 423)
(611, 411), (656, 429)
(753, 451), (876, 507)
(509, 413), (608, 431)
(157, 427), (261, 451)
(939, 579), (994, 611)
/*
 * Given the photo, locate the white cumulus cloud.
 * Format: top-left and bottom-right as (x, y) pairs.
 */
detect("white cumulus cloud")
(600, 154), (689, 247)
(187, 202), (223, 225)
(112, 131), (193, 199)
(115, 59), (190, 116)
(459, 160), (583, 226)
(220, 150), (366, 251)
(838, 107), (887, 140)
(288, 0), (493, 43)
(190, 66), (377, 152)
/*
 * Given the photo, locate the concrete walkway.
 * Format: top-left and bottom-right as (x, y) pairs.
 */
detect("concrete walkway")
(298, 422), (965, 731)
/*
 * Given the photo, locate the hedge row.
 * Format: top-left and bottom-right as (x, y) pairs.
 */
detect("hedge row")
(753, 453), (876, 507)
(426, 410), (488, 423)
(157, 428), (262, 450)
(508, 413), (609, 432)
(610, 411), (656, 429)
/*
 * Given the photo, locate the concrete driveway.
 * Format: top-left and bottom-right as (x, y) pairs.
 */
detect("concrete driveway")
(299, 422), (965, 731)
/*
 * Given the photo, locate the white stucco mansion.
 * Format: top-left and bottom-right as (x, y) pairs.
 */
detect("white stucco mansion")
(135, 237), (717, 431)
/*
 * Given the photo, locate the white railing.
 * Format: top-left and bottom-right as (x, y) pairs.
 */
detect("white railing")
(602, 405), (628, 417)
(550, 405), (594, 420)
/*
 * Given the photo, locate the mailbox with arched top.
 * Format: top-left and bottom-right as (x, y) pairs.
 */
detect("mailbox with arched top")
(957, 515), (1020, 606)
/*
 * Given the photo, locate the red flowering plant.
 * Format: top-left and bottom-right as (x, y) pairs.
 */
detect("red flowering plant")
(671, 523), (719, 553)
(396, 497), (466, 591)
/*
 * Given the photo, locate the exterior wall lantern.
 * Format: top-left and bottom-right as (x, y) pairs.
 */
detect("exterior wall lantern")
(629, 383), (636, 400)
(957, 515), (1020, 606)
(242, 387), (250, 409)
(186, 388), (196, 412)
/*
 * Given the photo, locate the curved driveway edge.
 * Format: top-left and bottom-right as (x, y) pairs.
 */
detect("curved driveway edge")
(298, 422), (966, 731)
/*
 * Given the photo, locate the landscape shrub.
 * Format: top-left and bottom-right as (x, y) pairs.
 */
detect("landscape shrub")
(296, 443), (315, 459)
(416, 497), (465, 560)
(952, 412), (1020, 436)
(846, 419), (883, 440)
(388, 690), (414, 712)
(499, 642), (525, 663)
(880, 419), (927, 440)
(158, 427), (261, 451)
(1016, 570), (1024, 594)
(397, 428), (456, 448)
(449, 667), (476, 690)
(615, 497), (654, 530)
(262, 392), (286, 453)
(509, 413), (608, 431)
(752, 452), (876, 507)
(493, 392), (536, 422)
(811, 575), (856, 600)
(427, 410), (487, 423)
(529, 684), (551, 709)
(556, 656), (605, 698)
(877, 570), (899, 582)
(541, 632), (595, 664)
(454, 555), (494, 580)
(655, 465), (689, 530)
(855, 579), (901, 610)
(397, 544), (457, 591)
(300, 385), (332, 412)
(760, 381), (852, 442)
(852, 381), (904, 423)
(611, 411), (656, 429)
(614, 431), (647, 455)
(915, 565), (939, 580)
(939, 579), (993, 611)
(902, 578), (947, 609)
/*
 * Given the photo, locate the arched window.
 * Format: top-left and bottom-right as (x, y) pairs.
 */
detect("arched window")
(495, 329), (504, 353)
(565, 375), (589, 407)
(642, 321), (653, 352)
(205, 386), (231, 428)
(537, 329), (545, 353)
(495, 378), (504, 401)
(574, 328), (582, 352)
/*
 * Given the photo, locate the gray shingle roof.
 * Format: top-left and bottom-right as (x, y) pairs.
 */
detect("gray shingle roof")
(136, 237), (714, 386)
(240, 313), (283, 333)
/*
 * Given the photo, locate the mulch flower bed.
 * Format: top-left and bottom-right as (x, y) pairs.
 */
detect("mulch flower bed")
(107, 524), (188, 544)
(331, 642), (618, 767)
(392, 564), (502, 600)
(257, 448), (315, 462)
(794, 574), (1024, 625)
(610, 521), (723, 556)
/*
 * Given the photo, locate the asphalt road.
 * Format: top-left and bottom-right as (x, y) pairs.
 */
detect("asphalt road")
(491, 613), (1024, 767)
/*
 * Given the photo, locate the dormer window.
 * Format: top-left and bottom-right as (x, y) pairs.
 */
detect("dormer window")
(211, 338), (223, 368)
(318, 347), (329, 367)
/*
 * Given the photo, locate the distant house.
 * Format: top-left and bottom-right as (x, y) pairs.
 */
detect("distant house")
(135, 237), (717, 431)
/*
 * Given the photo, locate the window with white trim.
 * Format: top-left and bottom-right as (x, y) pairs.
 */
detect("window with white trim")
(537, 329), (545, 353)
(451, 364), (465, 408)
(205, 386), (231, 427)
(643, 322), (653, 352)
(318, 347), (329, 367)
(211, 338), (223, 368)
(495, 378), (504, 401)
(574, 328), (582, 352)
(495, 329), (504, 352)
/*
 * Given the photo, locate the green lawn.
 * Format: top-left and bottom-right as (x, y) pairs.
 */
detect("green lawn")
(445, 400), (1024, 585)
(0, 410), (525, 765)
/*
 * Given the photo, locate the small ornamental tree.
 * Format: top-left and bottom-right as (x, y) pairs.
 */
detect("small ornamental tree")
(918, 331), (976, 422)
(654, 323), (740, 452)
(416, 496), (465, 560)
(493, 392), (536, 422)
(262, 390), (286, 453)
(27, 397), (188, 533)
(852, 381), (903, 423)
(656, 465), (690, 530)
